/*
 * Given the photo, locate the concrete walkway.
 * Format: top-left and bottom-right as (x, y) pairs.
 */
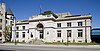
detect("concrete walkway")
(0, 43), (100, 48)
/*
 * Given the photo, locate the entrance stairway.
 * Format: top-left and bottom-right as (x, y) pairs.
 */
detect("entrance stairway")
(28, 38), (44, 45)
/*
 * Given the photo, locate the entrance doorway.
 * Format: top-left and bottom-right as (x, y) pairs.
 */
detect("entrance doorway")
(37, 23), (44, 39)
(39, 30), (44, 39)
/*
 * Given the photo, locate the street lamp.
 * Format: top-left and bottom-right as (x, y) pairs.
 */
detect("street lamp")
(11, 16), (16, 45)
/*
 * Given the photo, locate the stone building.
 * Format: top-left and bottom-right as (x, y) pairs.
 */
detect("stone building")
(0, 3), (14, 42)
(0, 3), (92, 43)
(11, 12), (92, 43)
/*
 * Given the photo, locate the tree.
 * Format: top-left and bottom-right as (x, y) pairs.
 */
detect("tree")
(3, 26), (12, 42)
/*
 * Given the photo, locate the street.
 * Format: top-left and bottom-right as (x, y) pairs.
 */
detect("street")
(0, 45), (100, 51)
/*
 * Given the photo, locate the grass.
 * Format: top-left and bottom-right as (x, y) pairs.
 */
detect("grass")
(6, 41), (26, 44)
(5, 41), (100, 45)
(45, 42), (100, 45)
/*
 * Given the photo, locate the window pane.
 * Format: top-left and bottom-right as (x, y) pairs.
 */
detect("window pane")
(57, 30), (61, 32)
(0, 25), (2, 29)
(78, 29), (83, 37)
(57, 30), (61, 37)
(0, 19), (2, 22)
(78, 22), (82, 26)
(22, 32), (25, 38)
(57, 33), (61, 37)
(22, 26), (25, 29)
(16, 32), (19, 38)
(67, 22), (71, 27)
(67, 30), (71, 37)
(16, 26), (19, 30)
(10, 21), (12, 25)
(57, 23), (61, 27)
(31, 32), (33, 37)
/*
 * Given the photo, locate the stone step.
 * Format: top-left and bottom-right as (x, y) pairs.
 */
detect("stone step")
(28, 39), (44, 45)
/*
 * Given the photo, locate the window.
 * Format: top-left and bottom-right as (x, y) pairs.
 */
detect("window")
(6, 20), (7, 24)
(40, 31), (44, 39)
(16, 32), (19, 38)
(57, 23), (61, 27)
(16, 26), (19, 30)
(0, 32), (2, 37)
(0, 11), (2, 15)
(31, 32), (33, 37)
(0, 19), (2, 22)
(0, 25), (2, 29)
(78, 29), (83, 37)
(22, 32), (25, 38)
(57, 30), (61, 37)
(78, 22), (82, 26)
(10, 21), (12, 25)
(67, 30), (71, 37)
(67, 22), (71, 27)
(22, 26), (25, 30)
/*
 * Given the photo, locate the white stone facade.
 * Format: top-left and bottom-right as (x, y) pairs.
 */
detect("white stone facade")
(0, 3), (14, 42)
(12, 14), (92, 43)
(0, 3), (6, 42)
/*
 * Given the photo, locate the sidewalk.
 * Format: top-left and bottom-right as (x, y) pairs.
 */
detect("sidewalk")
(0, 43), (100, 48)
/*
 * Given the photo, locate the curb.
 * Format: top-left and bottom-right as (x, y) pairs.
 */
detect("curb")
(0, 43), (100, 48)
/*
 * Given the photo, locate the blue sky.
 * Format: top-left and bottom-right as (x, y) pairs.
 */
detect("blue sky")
(0, 0), (100, 28)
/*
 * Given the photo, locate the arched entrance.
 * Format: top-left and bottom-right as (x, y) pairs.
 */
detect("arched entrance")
(37, 23), (44, 39)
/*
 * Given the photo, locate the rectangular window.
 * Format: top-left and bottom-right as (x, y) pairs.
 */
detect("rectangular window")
(10, 21), (12, 25)
(67, 30), (71, 37)
(22, 26), (25, 30)
(6, 20), (7, 24)
(0, 11), (2, 15)
(16, 26), (19, 30)
(67, 22), (71, 27)
(78, 22), (82, 26)
(16, 32), (19, 38)
(0, 32), (2, 37)
(57, 23), (61, 27)
(78, 29), (83, 37)
(57, 30), (61, 37)
(0, 19), (2, 22)
(22, 32), (25, 38)
(0, 25), (2, 29)
(31, 32), (33, 38)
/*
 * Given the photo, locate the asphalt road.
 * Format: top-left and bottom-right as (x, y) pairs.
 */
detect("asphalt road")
(0, 45), (100, 51)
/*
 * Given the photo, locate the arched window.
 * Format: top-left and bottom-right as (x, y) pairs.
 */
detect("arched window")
(37, 23), (44, 31)
(37, 23), (43, 28)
